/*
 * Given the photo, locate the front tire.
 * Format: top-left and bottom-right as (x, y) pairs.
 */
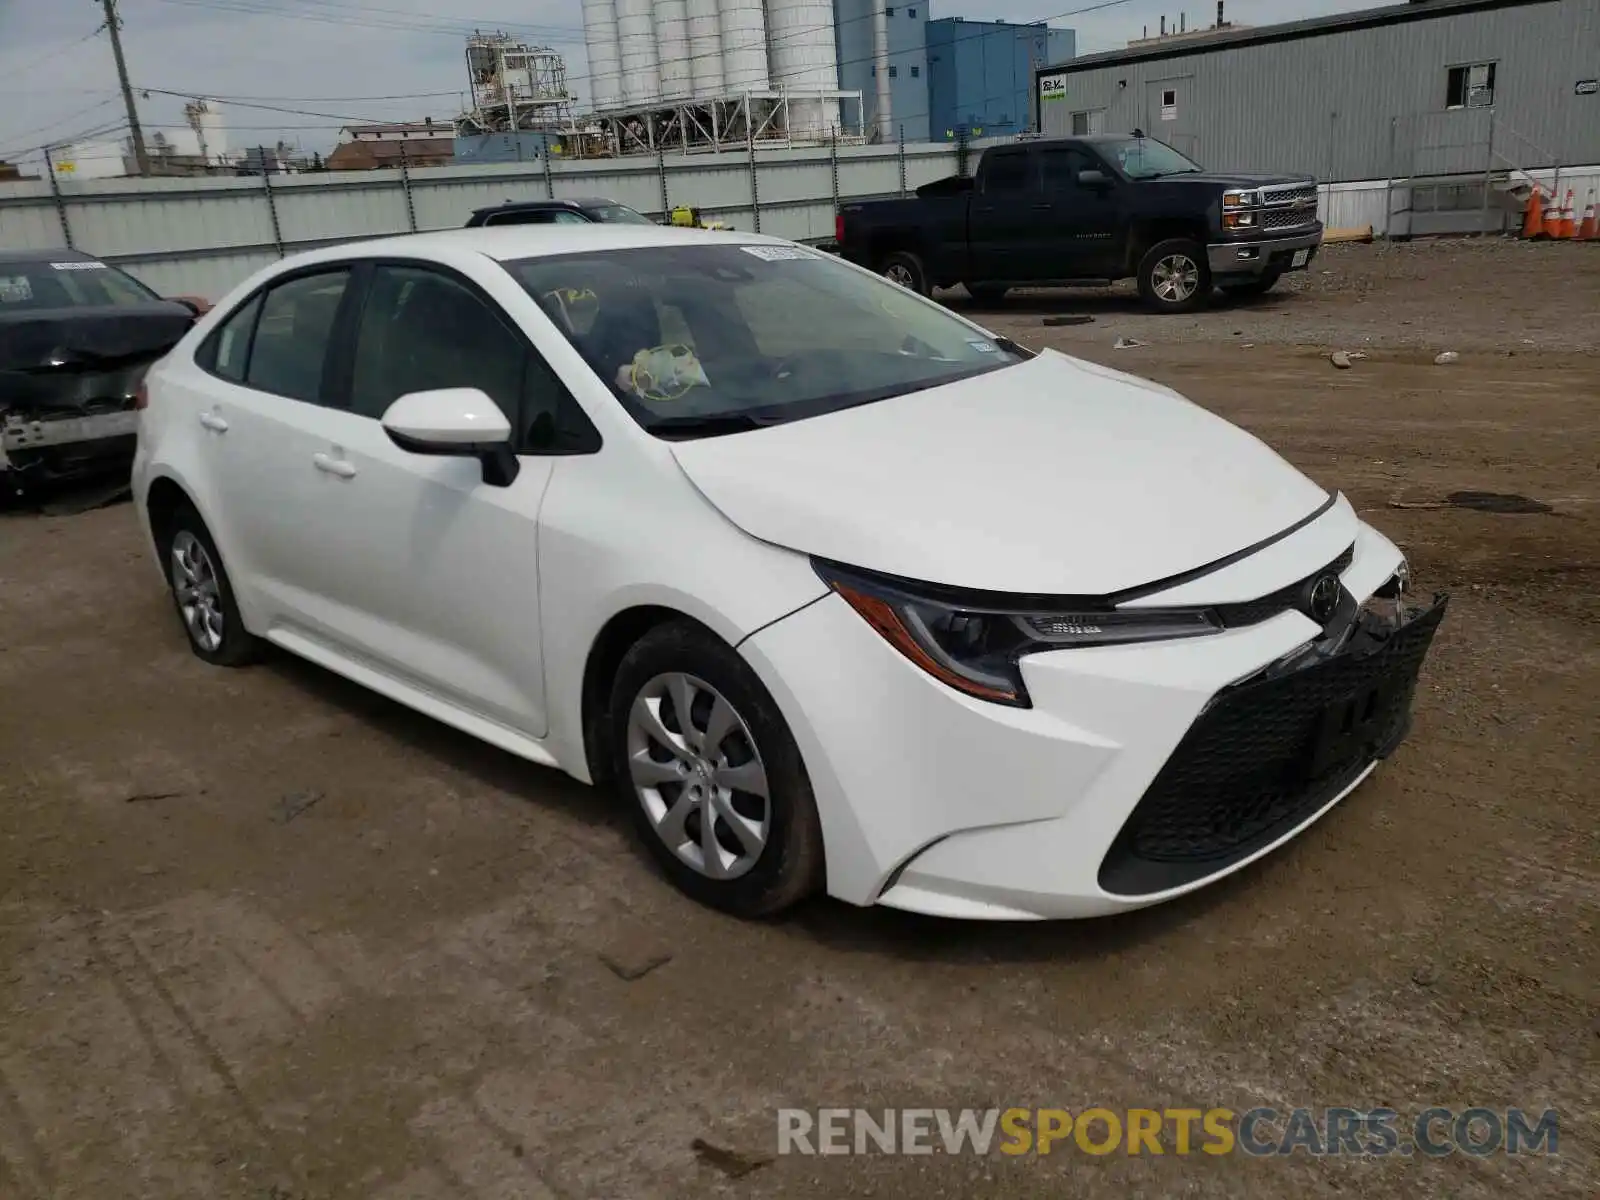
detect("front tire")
(158, 502), (261, 667)
(609, 620), (823, 918)
(1136, 238), (1211, 313)
(879, 250), (930, 297)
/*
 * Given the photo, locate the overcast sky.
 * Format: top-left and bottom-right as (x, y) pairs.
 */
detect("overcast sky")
(0, 0), (1380, 164)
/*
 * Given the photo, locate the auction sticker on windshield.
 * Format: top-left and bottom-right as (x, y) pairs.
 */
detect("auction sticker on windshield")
(51, 261), (108, 271)
(739, 245), (814, 262)
(0, 275), (33, 303)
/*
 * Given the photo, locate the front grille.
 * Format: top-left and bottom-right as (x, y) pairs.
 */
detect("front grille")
(1262, 207), (1316, 231)
(1213, 546), (1353, 628)
(1098, 597), (1447, 896)
(1265, 184), (1318, 207)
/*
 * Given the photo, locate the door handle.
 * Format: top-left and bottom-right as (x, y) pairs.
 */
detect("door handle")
(1032, 202), (1052, 210)
(312, 452), (356, 479)
(198, 411), (228, 433)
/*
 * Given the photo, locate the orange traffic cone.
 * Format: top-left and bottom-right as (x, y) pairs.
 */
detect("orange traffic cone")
(1559, 189), (1578, 239)
(1578, 191), (1598, 240)
(1521, 185), (1546, 238)
(1541, 189), (1563, 238)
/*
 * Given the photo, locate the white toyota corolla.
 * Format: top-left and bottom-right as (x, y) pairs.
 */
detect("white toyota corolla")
(132, 225), (1445, 920)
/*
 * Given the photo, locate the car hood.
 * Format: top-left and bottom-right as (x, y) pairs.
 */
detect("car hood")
(1153, 171), (1315, 187)
(668, 350), (1331, 596)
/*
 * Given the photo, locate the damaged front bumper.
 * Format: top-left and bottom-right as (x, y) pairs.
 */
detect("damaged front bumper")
(0, 408), (140, 484)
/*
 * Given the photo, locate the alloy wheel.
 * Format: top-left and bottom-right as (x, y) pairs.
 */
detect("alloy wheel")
(170, 530), (224, 652)
(626, 672), (770, 881)
(1152, 254), (1201, 303)
(884, 263), (915, 288)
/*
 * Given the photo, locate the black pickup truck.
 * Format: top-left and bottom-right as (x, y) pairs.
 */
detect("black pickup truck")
(836, 133), (1322, 313)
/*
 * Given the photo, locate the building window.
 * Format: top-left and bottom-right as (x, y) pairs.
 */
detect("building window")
(885, 5), (894, 13)
(888, 65), (898, 78)
(908, 6), (916, 15)
(910, 65), (920, 78)
(1446, 62), (1496, 109)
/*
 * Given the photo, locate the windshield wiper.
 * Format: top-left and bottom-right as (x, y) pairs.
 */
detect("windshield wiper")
(646, 411), (783, 439)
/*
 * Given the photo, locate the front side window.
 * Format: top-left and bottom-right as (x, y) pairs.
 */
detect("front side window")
(245, 269), (350, 402)
(349, 264), (595, 453)
(1040, 147), (1097, 190)
(508, 245), (1027, 438)
(1102, 136), (1201, 179)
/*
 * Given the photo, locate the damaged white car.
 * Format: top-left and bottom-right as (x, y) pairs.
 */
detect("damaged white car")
(132, 226), (1445, 920)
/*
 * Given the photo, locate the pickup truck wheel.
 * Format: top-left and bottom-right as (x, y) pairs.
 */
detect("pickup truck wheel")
(965, 283), (1009, 305)
(879, 252), (930, 297)
(1136, 239), (1211, 313)
(1220, 270), (1282, 298)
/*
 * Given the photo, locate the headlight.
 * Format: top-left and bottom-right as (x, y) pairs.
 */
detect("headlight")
(1223, 211), (1256, 229)
(1222, 189), (1261, 209)
(814, 560), (1221, 707)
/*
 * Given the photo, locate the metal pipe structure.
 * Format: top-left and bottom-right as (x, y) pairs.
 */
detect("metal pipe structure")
(871, 1), (891, 141)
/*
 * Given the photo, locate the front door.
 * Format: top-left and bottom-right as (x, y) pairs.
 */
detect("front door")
(1144, 77), (1199, 159)
(1038, 145), (1124, 277)
(298, 261), (578, 737)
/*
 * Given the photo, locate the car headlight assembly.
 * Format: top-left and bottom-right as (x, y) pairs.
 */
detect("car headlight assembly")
(814, 561), (1221, 707)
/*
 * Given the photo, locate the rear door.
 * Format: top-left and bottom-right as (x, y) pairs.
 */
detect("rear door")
(188, 266), (361, 633)
(1038, 145), (1125, 276)
(965, 148), (1045, 283)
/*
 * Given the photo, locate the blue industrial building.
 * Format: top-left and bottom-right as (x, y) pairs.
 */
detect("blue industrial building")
(926, 18), (1075, 141)
(835, 0), (930, 142)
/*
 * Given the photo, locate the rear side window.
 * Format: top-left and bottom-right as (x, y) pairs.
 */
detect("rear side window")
(245, 270), (350, 403)
(983, 152), (1034, 193)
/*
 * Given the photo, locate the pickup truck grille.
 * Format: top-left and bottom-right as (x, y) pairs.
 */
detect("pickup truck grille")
(1262, 207), (1316, 231)
(1259, 183), (1319, 231)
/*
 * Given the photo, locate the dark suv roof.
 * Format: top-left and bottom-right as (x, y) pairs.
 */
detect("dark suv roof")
(467, 197), (618, 221)
(0, 247), (100, 266)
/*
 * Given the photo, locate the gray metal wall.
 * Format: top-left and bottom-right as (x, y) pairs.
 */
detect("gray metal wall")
(0, 141), (959, 301)
(1038, 0), (1600, 181)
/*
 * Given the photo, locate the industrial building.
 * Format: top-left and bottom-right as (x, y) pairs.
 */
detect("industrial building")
(927, 18), (1074, 142)
(1034, 0), (1600, 185)
(835, 0), (928, 142)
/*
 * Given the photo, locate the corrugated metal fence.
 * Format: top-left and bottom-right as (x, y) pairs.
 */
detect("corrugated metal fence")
(0, 140), (961, 300)
(5, 137), (1597, 300)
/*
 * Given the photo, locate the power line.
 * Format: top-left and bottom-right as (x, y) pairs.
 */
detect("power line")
(0, 25), (109, 82)
(0, 96), (123, 157)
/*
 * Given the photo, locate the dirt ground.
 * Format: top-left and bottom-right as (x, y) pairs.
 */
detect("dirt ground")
(1, 241), (1596, 1199)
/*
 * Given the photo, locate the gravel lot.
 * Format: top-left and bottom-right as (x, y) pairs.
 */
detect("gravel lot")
(1, 240), (1596, 1199)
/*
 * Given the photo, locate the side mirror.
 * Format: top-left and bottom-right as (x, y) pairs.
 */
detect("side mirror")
(380, 388), (520, 486)
(171, 295), (211, 317)
(1077, 168), (1112, 189)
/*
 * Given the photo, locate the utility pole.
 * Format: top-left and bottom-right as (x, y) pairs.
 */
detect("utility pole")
(98, 0), (150, 176)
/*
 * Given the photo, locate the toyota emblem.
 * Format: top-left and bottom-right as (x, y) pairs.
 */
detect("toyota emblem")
(1306, 575), (1342, 624)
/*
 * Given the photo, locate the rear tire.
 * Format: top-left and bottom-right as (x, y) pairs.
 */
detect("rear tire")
(157, 502), (262, 667)
(1220, 270), (1282, 298)
(1135, 238), (1211, 313)
(609, 620), (823, 918)
(965, 283), (1009, 305)
(880, 251), (930, 297)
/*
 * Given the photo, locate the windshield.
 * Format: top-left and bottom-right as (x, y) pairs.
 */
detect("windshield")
(588, 203), (655, 225)
(1105, 137), (1203, 179)
(0, 259), (159, 310)
(507, 244), (1026, 437)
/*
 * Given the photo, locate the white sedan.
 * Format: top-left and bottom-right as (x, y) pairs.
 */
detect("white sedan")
(132, 225), (1445, 920)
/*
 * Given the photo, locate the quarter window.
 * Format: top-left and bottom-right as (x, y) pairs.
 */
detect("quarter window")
(245, 270), (350, 403)
(200, 293), (263, 382)
(349, 264), (597, 454)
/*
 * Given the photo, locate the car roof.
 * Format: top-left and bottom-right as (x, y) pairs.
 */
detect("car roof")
(471, 196), (622, 213)
(0, 247), (99, 266)
(279, 224), (790, 268)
